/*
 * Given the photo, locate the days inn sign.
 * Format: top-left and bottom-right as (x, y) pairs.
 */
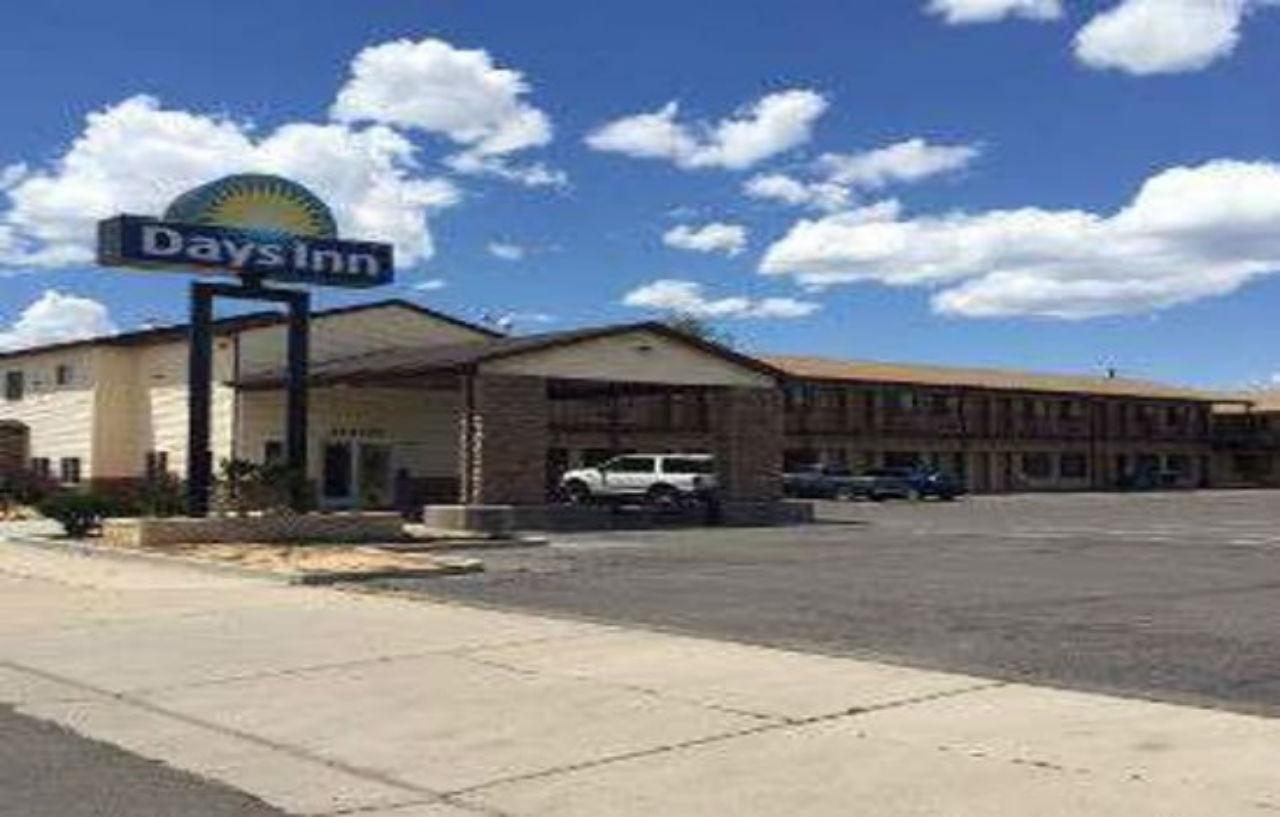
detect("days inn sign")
(98, 174), (394, 288)
(94, 173), (397, 516)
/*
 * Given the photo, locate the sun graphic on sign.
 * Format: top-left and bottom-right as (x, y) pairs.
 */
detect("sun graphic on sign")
(164, 174), (338, 239)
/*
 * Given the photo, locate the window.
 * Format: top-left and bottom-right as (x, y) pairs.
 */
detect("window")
(145, 451), (169, 480)
(263, 440), (284, 464)
(59, 457), (81, 485)
(1166, 454), (1189, 474)
(55, 364), (73, 386)
(929, 394), (951, 415)
(784, 449), (819, 472)
(30, 457), (50, 479)
(888, 390), (917, 412)
(884, 451), (921, 469)
(604, 456), (656, 474)
(784, 384), (815, 409)
(1233, 454), (1274, 479)
(1165, 406), (1181, 426)
(5, 371), (23, 401)
(1060, 453), (1088, 479)
(661, 457), (715, 475)
(1022, 452), (1053, 479)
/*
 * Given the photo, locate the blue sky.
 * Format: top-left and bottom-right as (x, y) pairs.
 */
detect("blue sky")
(1, 0), (1278, 388)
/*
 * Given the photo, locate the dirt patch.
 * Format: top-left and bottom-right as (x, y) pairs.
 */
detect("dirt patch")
(129, 542), (479, 578)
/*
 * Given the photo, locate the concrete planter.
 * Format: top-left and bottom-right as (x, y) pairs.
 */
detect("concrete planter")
(422, 501), (814, 535)
(102, 512), (407, 548)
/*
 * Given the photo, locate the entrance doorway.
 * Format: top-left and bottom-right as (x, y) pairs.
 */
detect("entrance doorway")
(322, 440), (393, 508)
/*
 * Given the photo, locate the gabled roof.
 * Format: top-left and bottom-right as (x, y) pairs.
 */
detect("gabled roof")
(236, 322), (783, 389)
(0, 298), (500, 363)
(764, 354), (1216, 402)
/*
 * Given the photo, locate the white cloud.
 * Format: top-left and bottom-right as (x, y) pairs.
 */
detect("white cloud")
(0, 290), (116, 352)
(744, 138), (980, 212)
(622, 279), (819, 319)
(662, 222), (749, 257)
(585, 90), (828, 171)
(442, 152), (568, 188)
(744, 173), (852, 212)
(0, 164), (27, 190)
(331, 37), (563, 185)
(760, 160), (1280, 319)
(412, 278), (447, 291)
(1074, 0), (1278, 76)
(926, 0), (1063, 24)
(0, 95), (459, 269)
(487, 241), (527, 261)
(819, 139), (982, 190)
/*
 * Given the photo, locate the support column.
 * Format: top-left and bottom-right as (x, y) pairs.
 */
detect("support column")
(713, 387), (784, 501)
(460, 375), (550, 505)
(286, 293), (310, 509)
(186, 284), (214, 517)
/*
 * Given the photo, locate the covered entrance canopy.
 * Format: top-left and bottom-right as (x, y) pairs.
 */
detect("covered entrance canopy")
(236, 322), (785, 506)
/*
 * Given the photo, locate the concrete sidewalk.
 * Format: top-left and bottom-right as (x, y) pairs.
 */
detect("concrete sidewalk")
(1, 540), (1276, 817)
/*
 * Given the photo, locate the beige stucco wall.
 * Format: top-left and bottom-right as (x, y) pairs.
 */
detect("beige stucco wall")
(482, 330), (774, 387)
(123, 339), (237, 478)
(92, 347), (145, 477)
(0, 303), (485, 483)
(236, 386), (460, 481)
(0, 347), (97, 478)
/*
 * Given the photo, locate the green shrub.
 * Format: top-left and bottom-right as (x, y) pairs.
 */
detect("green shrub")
(0, 469), (59, 508)
(214, 458), (312, 515)
(137, 475), (186, 518)
(37, 492), (121, 538)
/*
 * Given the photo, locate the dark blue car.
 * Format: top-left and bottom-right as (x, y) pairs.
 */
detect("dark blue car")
(862, 467), (963, 501)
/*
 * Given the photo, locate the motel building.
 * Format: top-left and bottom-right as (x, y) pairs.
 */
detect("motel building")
(0, 296), (1270, 511)
(0, 300), (784, 512)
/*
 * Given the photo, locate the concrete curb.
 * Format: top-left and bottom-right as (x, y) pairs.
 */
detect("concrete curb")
(0, 535), (483, 585)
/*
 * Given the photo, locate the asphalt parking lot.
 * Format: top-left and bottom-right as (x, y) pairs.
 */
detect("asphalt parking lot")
(378, 490), (1280, 716)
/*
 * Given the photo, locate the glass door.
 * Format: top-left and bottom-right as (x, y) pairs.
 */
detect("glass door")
(357, 443), (392, 508)
(322, 441), (355, 506)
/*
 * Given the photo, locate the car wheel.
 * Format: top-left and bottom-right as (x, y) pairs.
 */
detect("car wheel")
(646, 484), (681, 510)
(563, 480), (591, 505)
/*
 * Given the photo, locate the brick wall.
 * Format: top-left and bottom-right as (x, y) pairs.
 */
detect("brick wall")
(462, 375), (550, 505)
(712, 388), (784, 501)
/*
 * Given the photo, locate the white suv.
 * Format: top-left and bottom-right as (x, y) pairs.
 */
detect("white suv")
(559, 454), (718, 506)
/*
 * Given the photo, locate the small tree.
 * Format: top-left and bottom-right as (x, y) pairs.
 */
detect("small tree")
(213, 458), (311, 516)
(216, 458), (260, 517)
(663, 313), (735, 348)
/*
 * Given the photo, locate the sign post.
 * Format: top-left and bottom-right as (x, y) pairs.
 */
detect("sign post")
(97, 174), (394, 516)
